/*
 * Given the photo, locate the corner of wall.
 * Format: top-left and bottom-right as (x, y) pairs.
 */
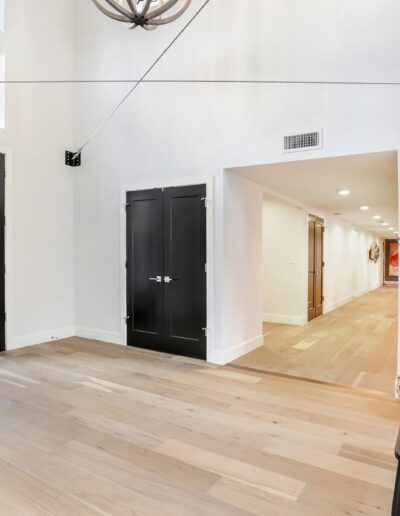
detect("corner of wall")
(208, 334), (263, 366)
(7, 327), (75, 351)
(75, 327), (124, 346)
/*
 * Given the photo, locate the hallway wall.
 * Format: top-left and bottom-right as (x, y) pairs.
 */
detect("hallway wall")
(262, 195), (384, 324)
(262, 196), (307, 325)
(323, 215), (384, 313)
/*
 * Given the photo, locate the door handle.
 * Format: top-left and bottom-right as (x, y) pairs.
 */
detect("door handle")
(149, 276), (162, 283)
(164, 276), (178, 283)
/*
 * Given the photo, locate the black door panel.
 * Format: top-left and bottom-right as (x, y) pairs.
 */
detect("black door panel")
(164, 186), (207, 358)
(126, 189), (164, 349)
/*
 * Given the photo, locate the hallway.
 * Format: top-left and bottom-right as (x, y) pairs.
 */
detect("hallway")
(232, 287), (397, 394)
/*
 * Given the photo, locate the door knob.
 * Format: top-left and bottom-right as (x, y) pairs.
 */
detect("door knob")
(149, 276), (162, 283)
(164, 276), (177, 283)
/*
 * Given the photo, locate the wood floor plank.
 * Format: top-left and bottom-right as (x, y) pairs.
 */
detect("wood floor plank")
(156, 439), (306, 501)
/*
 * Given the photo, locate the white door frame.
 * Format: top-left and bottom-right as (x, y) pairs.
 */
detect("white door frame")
(120, 176), (215, 361)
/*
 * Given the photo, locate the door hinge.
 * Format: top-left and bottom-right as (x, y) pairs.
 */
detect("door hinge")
(202, 327), (210, 336)
(125, 315), (131, 324)
(205, 263), (207, 273)
(201, 197), (210, 206)
(125, 260), (128, 269)
(123, 203), (131, 211)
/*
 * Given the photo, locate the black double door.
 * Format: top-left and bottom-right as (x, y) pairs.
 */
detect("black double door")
(126, 185), (207, 359)
(0, 154), (4, 352)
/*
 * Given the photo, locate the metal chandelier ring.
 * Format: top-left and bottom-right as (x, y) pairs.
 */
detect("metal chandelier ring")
(91, 0), (192, 29)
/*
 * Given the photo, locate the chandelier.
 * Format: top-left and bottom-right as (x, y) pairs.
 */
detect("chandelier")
(91, 0), (192, 30)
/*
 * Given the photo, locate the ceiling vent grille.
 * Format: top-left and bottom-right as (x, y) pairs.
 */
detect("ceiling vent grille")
(283, 130), (322, 153)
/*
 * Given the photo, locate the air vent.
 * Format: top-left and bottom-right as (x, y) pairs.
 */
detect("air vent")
(283, 130), (322, 153)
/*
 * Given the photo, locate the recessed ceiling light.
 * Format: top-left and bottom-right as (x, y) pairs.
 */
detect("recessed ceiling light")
(337, 189), (351, 196)
(373, 215), (381, 220)
(381, 222), (389, 226)
(389, 227), (394, 230)
(360, 205), (369, 211)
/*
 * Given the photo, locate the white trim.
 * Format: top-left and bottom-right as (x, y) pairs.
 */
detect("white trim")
(324, 281), (384, 314)
(208, 335), (263, 366)
(262, 313), (306, 326)
(324, 295), (353, 314)
(75, 327), (124, 346)
(354, 281), (383, 298)
(7, 327), (75, 351)
(120, 176), (215, 362)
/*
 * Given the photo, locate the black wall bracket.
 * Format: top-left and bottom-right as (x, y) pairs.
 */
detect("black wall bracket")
(65, 151), (81, 168)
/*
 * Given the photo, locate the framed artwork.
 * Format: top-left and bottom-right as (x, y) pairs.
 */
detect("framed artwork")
(368, 242), (380, 263)
(385, 239), (398, 282)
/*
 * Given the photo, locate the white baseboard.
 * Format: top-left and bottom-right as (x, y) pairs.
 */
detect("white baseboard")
(7, 326), (75, 351)
(262, 313), (306, 326)
(75, 327), (125, 346)
(324, 282), (384, 314)
(355, 281), (383, 298)
(207, 335), (263, 366)
(324, 295), (353, 314)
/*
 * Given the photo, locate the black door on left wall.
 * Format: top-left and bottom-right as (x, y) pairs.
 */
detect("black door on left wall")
(0, 154), (5, 351)
(126, 185), (207, 359)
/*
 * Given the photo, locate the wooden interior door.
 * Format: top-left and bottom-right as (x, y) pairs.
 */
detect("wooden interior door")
(308, 215), (324, 322)
(307, 220), (316, 321)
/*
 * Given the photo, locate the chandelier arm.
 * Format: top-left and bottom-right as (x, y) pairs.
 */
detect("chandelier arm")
(125, 0), (138, 16)
(148, 0), (192, 25)
(146, 0), (181, 20)
(91, 0), (131, 21)
(141, 0), (154, 16)
(102, 0), (134, 18)
(142, 23), (158, 31)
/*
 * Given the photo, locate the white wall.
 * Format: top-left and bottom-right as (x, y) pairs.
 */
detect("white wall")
(219, 172), (263, 364)
(0, 0), (75, 348)
(72, 0), (400, 364)
(262, 196), (307, 325)
(261, 193), (384, 324)
(323, 215), (383, 313)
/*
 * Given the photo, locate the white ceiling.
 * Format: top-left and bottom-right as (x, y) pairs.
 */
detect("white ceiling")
(231, 151), (398, 239)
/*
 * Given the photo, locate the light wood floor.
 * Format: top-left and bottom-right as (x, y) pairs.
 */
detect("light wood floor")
(233, 286), (398, 394)
(0, 337), (397, 515)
